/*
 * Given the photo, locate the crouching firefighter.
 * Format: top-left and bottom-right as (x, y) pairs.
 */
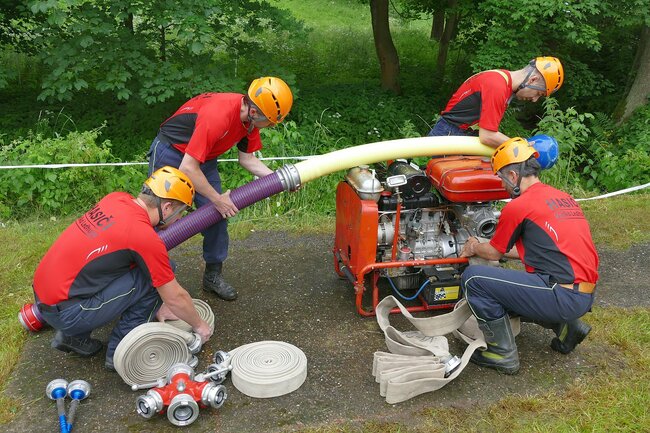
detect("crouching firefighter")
(31, 167), (213, 369)
(460, 137), (599, 374)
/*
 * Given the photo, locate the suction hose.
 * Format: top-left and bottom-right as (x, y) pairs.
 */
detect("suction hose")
(160, 136), (492, 249)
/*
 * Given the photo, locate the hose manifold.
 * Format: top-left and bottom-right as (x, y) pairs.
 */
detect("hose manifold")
(135, 361), (229, 426)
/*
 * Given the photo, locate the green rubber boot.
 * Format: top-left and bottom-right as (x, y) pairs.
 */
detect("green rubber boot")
(471, 316), (520, 374)
(550, 319), (591, 354)
(522, 318), (591, 354)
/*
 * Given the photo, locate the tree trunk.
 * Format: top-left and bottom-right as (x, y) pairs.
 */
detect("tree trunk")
(619, 25), (650, 122)
(125, 13), (134, 33)
(160, 25), (166, 62)
(431, 9), (445, 41)
(370, 0), (401, 94)
(435, 1), (459, 79)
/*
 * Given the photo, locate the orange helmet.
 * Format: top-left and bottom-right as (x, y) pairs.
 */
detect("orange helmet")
(534, 56), (564, 96)
(247, 76), (293, 124)
(144, 166), (194, 207)
(491, 137), (540, 174)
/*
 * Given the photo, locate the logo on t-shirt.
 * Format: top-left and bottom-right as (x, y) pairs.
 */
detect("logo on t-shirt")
(76, 204), (115, 238)
(545, 197), (584, 220)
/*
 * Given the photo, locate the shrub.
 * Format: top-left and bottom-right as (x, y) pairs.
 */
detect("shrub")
(0, 127), (145, 219)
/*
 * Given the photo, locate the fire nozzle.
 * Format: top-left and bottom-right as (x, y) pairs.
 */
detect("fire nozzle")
(135, 363), (227, 426)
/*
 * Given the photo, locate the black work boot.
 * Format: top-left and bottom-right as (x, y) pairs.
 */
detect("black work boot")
(203, 262), (238, 301)
(470, 316), (520, 374)
(51, 330), (103, 357)
(550, 319), (591, 354)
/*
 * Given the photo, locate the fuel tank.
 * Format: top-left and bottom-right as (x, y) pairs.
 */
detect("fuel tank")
(426, 156), (510, 202)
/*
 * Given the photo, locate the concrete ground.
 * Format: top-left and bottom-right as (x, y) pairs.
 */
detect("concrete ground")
(4, 231), (648, 433)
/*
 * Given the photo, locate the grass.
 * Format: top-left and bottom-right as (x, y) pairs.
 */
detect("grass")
(580, 192), (650, 249)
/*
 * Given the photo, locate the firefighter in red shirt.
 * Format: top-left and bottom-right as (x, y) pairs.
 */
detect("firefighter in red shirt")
(460, 137), (598, 374)
(147, 77), (293, 301)
(428, 57), (564, 148)
(33, 167), (213, 370)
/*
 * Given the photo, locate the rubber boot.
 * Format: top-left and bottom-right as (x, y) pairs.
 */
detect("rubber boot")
(522, 318), (591, 354)
(550, 319), (591, 354)
(203, 262), (238, 301)
(470, 316), (520, 374)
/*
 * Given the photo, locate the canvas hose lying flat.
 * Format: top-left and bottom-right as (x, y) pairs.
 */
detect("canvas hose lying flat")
(373, 296), (520, 404)
(114, 300), (307, 397)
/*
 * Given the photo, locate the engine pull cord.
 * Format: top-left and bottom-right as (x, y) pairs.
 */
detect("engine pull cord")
(387, 276), (431, 301)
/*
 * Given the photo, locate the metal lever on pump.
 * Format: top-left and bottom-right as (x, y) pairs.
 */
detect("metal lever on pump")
(386, 174), (408, 262)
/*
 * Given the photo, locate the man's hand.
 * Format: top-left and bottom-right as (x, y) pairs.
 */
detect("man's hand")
(460, 237), (479, 258)
(213, 190), (239, 218)
(194, 320), (213, 344)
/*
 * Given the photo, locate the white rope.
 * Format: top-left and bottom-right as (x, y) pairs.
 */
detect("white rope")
(0, 155), (317, 170)
(228, 341), (308, 398)
(574, 182), (650, 201)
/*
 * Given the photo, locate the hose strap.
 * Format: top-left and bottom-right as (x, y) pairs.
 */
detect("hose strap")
(374, 296), (520, 404)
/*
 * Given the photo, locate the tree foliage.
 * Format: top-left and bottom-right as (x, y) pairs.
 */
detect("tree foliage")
(18, 0), (303, 103)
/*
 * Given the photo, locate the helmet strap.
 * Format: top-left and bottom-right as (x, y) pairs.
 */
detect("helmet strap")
(516, 63), (546, 94)
(499, 163), (525, 198)
(152, 196), (168, 228)
(156, 198), (187, 227)
(245, 105), (256, 133)
(244, 99), (269, 133)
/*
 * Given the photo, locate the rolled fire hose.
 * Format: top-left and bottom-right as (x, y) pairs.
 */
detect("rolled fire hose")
(160, 136), (493, 250)
(114, 299), (214, 388)
(227, 341), (307, 398)
(114, 300), (307, 398)
(373, 296), (520, 404)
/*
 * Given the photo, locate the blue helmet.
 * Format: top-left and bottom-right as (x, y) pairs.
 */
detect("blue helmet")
(529, 134), (559, 169)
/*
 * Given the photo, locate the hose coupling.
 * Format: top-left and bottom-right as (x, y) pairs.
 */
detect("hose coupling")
(276, 164), (302, 191)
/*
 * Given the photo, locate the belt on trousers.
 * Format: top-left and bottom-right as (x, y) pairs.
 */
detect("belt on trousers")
(557, 282), (596, 294)
(37, 298), (80, 313)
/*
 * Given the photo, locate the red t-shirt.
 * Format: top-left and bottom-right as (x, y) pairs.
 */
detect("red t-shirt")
(157, 93), (263, 163)
(441, 70), (512, 132)
(33, 192), (175, 305)
(490, 182), (599, 284)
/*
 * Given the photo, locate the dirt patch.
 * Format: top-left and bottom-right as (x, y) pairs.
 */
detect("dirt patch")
(3, 232), (647, 433)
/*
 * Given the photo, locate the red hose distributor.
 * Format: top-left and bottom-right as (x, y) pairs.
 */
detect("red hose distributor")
(135, 363), (227, 426)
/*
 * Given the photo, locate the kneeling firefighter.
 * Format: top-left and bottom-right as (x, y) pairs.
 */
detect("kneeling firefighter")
(459, 137), (599, 374)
